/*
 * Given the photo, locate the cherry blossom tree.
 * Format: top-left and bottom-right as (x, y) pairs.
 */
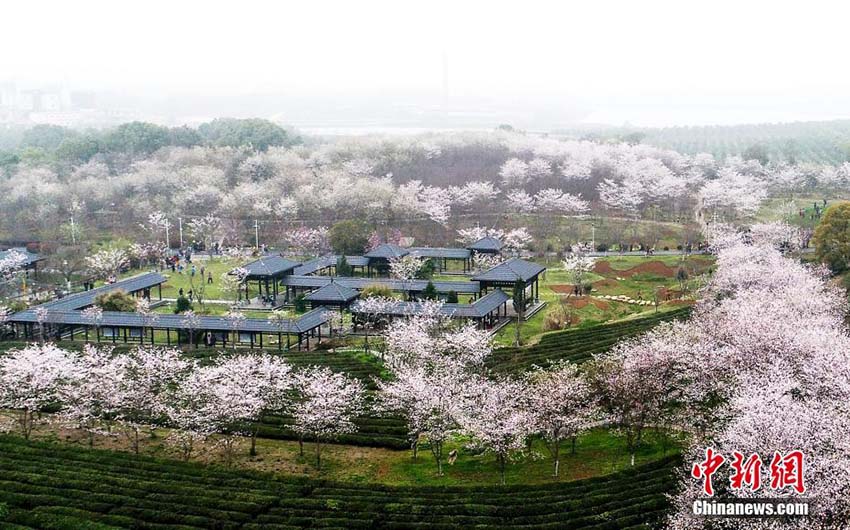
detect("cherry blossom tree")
(60, 344), (123, 446)
(86, 248), (129, 281)
(456, 226), (504, 246)
(562, 245), (596, 296)
(502, 227), (533, 255)
(128, 241), (168, 269)
(587, 336), (681, 467)
(221, 266), (248, 304)
(505, 189), (535, 213)
(35, 306), (49, 344)
(292, 366), (366, 469)
(181, 310), (201, 348)
(389, 254), (426, 299)
(187, 214), (222, 252)
(351, 296), (395, 354)
(224, 309), (246, 350)
(186, 358), (267, 465)
(525, 362), (598, 476)
(246, 354), (294, 455)
(144, 211), (172, 245)
(499, 158), (529, 188)
(136, 298), (159, 344)
(81, 306), (103, 342)
(378, 363), (468, 472)
(0, 250), (27, 284)
(115, 346), (192, 455)
(534, 189), (589, 215)
(458, 376), (533, 484)
(379, 317), (491, 473)
(0, 344), (77, 439)
(163, 365), (217, 461)
(471, 251), (502, 273)
(283, 226), (329, 256)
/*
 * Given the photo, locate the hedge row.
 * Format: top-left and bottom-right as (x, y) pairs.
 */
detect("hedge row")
(0, 435), (680, 529)
(488, 307), (692, 373)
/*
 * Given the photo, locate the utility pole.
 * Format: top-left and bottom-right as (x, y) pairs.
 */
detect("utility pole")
(178, 217), (184, 248)
(591, 224), (596, 252)
(254, 220), (260, 250)
(69, 216), (76, 245)
(165, 221), (170, 249)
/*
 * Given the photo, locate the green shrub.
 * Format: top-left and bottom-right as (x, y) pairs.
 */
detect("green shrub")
(94, 289), (136, 312)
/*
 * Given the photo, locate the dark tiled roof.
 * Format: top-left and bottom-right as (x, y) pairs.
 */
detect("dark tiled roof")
(305, 282), (360, 303)
(472, 258), (545, 283)
(364, 244), (409, 260)
(8, 306), (329, 334)
(280, 275), (480, 294)
(352, 289), (509, 319)
(239, 255), (301, 278)
(467, 236), (503, 252)
(39, 272), (167, 311)
(293, 255), (369, 275)
(409, 247), (471, 259)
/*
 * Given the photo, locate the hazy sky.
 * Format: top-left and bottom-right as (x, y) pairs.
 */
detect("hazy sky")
(4, 0), (850, 126)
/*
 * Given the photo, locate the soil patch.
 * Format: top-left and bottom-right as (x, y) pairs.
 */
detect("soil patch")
(592, 299), (610, 310)
(593, 261), (615, 275)
(669, 299), (696, 306)
(593, 260), (674, 278)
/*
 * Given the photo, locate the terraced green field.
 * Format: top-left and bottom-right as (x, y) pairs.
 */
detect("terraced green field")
(488, 307), (692, 373)
(0, 435), (680, 529)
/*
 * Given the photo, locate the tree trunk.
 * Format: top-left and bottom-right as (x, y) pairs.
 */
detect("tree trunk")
(315, 439), (322, 469)
(553, 441), (560, 477)
(299, 434), (304, 456)
(514, 314), (522, 346)
(498, 454), (507, 485)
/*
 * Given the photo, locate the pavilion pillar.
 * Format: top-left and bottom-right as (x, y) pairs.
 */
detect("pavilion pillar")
(259, 332), (263, 348)
(278, 333), (282, 351)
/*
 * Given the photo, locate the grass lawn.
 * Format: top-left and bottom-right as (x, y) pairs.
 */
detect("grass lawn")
(494, 254), (713, 346)
(16, 414), (681, 487)
(119, 256), (248, 302)
(756, 195), (848, 228)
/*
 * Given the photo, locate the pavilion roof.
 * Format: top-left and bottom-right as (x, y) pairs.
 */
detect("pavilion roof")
(293, 255), (369, 275)
(280, 275), (480, 294)
(408, 247), (471, 259)
(352, 289), (509, 319)
(8, 306), (330, 334)
(239, 255), (301, 278)
(364, 244), (409, 260)
(467, 236), (503, 252)
(305, 281), (360, 303)
(471, 258), (545, 283)
(38, 272), (167, 311)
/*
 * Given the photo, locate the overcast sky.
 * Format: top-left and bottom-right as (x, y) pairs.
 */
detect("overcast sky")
(3, 0), (850, 127)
